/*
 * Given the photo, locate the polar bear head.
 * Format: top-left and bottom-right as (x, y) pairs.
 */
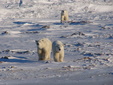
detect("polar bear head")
(53, 41), (64, 52)
(61, 10), (67, 15)
(35, 39), (46, 49)
(56, 44), (63, 52)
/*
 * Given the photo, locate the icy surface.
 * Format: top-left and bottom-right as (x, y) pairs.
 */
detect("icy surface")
(0, 0), (113, 85)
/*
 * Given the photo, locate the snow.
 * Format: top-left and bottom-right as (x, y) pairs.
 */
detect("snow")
(88, 4), (113, 12)
(0, 0), (113, 85)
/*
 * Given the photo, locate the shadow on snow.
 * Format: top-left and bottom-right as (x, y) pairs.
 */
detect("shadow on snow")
(53, 21), (91, 25)
(0, 56), (35, 63)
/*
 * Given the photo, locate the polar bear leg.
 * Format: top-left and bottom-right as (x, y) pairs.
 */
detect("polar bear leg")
(38, 49), (43, 60)
(61, 16), (65, 23)
(43, 51), (51, 60)
(59, 55), (64, 62)
(54, 53), (60, 62)
(64, 15), (68, 22)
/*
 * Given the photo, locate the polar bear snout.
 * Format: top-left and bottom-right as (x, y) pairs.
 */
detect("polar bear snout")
(35, 40), (39, 45)
(36, 42), (39, 46)
(56, 46), (62, 52)
(35, 40), (41, 47)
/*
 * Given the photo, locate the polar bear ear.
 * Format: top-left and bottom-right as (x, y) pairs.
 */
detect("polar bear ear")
(41, 39), (44, 41)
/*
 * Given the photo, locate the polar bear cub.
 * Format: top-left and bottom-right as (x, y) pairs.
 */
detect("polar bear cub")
(35, 38), (52, 61)
(52, 40), (64, 62)
(61, 10), (69, 23)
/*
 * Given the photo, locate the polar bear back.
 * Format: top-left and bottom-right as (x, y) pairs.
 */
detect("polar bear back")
(36, 38), (52, 49)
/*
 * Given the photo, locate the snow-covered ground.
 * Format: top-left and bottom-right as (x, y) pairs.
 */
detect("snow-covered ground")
(0, 0), (113, 85)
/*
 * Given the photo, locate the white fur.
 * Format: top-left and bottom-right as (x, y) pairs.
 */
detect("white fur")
(61, 10), (69, 23)
(35, 38), (52, 61)
(52, 40), (64, 62)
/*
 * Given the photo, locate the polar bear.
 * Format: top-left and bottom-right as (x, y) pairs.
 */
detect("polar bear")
(52, 40), (64, 62)
(61, 10), (69, 23)
(35, 38), (52, 61)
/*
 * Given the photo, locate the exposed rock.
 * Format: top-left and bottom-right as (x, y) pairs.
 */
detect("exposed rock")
(1, 56), (10, 59)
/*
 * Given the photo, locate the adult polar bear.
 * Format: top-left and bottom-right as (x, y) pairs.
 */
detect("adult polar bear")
(61, 10), (69, 23)
(52, 41), (64, 62)
(35, 38), (52, 61)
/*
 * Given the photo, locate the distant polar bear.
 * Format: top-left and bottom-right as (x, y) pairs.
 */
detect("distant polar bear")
(52, 40), (64, 62)
(61, 10), (69, 23)
(35, 38), (52, 61)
